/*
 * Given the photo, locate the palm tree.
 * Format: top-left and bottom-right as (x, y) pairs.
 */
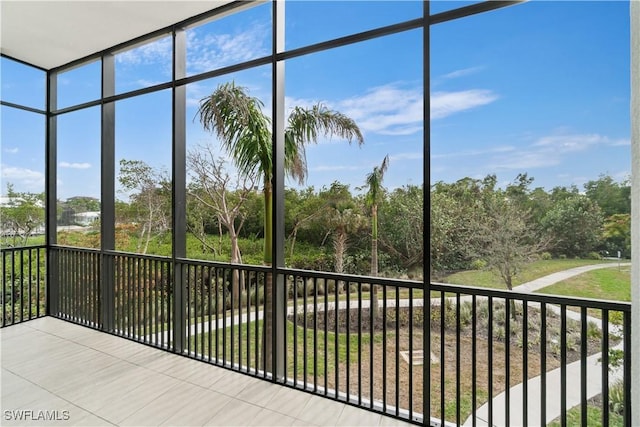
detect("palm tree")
(364, 155), (389, 319)
(198, 81), (363, 371)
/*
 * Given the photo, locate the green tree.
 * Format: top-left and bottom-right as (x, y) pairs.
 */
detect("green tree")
(602, 213), (631, 258)
(541, 195), (604, 257)
(322, 183), (365, 290)
(197, 81), (363, 371)
(584, 174), (630, 217)
(0, 184), (45, 247)
(429, 176), (495, 274)
(363, 155), (389, 318)
(474, 192), (548, 318)
(284, 187), (325, 259)
(379, 184), (424, 274)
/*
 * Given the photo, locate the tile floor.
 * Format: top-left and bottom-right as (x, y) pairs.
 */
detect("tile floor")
(1, 318), (415, 426)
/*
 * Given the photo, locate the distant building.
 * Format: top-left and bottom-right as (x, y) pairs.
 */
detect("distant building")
(74, 211), (100, 226)
(0, 196), (45, 208)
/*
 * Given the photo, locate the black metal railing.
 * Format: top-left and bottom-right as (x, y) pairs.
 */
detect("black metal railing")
(428, 282), (632, 427)
(18, 246), (634, 426)
(181, 258), (270, 376)
(108, 251), (173, 347)
(282, 269), (425, 421)
(52, 246), (101, 327)
(1, 245), (46, 327)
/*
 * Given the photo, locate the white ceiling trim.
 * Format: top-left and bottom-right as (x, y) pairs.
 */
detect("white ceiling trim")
(1, 1), (235, 70)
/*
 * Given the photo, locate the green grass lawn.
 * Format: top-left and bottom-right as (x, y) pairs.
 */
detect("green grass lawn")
(440, 259), (616, 290)
(537, 267), (630, 302)
(189, 319), (378, 380)
(548, 404), (624, 427)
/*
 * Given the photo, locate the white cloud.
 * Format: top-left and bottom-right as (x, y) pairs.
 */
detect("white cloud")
(489, 132), (627, 171)
(431, 89), (498, 120)
(3, 147), (19, 154)
(60, 162), (91, 169)
(186, 24), (269, 75)
(280, 84), (498, 138)
(0, 165), (45, 193)
(116, 36), (172, 66)
(442, 66), (485, 80)
(390, 152), (423, 161)
(312, 165), (362, 172)
(533, 133), (606, 152)
(338, 84), (423, 136)
(432, 145), (515, 160)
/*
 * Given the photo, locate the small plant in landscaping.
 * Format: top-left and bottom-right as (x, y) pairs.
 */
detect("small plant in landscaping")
(609, 379), (625, 415)
(587, 321), (602, 339)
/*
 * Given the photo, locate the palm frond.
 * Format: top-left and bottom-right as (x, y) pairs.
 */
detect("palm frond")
(365, 154), (390, 207)
(285, 103), (364, 184)
(197, 82), (271, 181)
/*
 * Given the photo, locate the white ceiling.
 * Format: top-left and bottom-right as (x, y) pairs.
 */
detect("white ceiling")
(1, 1), (235, 70)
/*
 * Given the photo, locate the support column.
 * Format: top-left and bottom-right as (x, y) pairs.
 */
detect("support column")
(45, 71), (58, 316)
(172, 28), (187, 353)
(271, 0), (286, 380)
(101, 53), (116, 332)
(630, 2), (639, 425)
(423, 0), (431, 422)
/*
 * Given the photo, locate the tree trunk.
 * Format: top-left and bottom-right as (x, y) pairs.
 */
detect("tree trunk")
(334, 229), (346, 293)
(261, 183), (273, 372)
(289, 226), (299, 258)
(371, 206), (379, 319)
(230, 234), (241, 307)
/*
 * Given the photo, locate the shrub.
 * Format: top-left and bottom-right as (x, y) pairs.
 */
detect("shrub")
(609, 379), (625, 415)
(470, 259), (487, 270)
(558, 254), (567, 260)
(459, 302), (473, 326)
(586, 251), (602, 260)
(540, 252), (552, 260)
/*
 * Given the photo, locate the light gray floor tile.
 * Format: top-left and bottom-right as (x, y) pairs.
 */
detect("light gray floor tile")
(250, 408), (296, 426)
(92, 371), (183, 424)
(183, 364), (229, 389)
(2, 318), (409, 427)
(120, 381), (199, 426)
(297, 395), (345, 426)
(378, 415), (416, 426)
(203, 399), (263, 426)
(160, 388), (232, 426)
(236, 377), (282, 407)
(264, 386), (313, 420)
(337, 404), (382, 426)
(208, 369), (256, 397)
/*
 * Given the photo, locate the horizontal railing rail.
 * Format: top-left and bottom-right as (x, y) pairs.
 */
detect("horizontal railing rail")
(0, 245), (46, 327)
(39, 246), (634, 426)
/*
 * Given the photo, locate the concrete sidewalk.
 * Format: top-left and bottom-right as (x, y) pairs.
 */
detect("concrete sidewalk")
(463, 262), (628, 426)
(513, 262), (630, 293)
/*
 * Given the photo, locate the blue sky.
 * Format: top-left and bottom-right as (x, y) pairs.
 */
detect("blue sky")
(0, 1), (631, 201)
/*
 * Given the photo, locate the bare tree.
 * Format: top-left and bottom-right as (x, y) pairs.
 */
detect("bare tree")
(118, 160), (171, 254)
(475, 194), (550, 317)
(187, 144), (257, 303)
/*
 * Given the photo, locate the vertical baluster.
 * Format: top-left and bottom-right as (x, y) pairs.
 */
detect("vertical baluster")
(472, 294), (477, 427)
(580, 306), (587, 427)
(601, 310), (609, 427)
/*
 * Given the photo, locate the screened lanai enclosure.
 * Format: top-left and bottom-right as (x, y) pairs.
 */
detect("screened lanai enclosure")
(1, 1), (639, 426)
